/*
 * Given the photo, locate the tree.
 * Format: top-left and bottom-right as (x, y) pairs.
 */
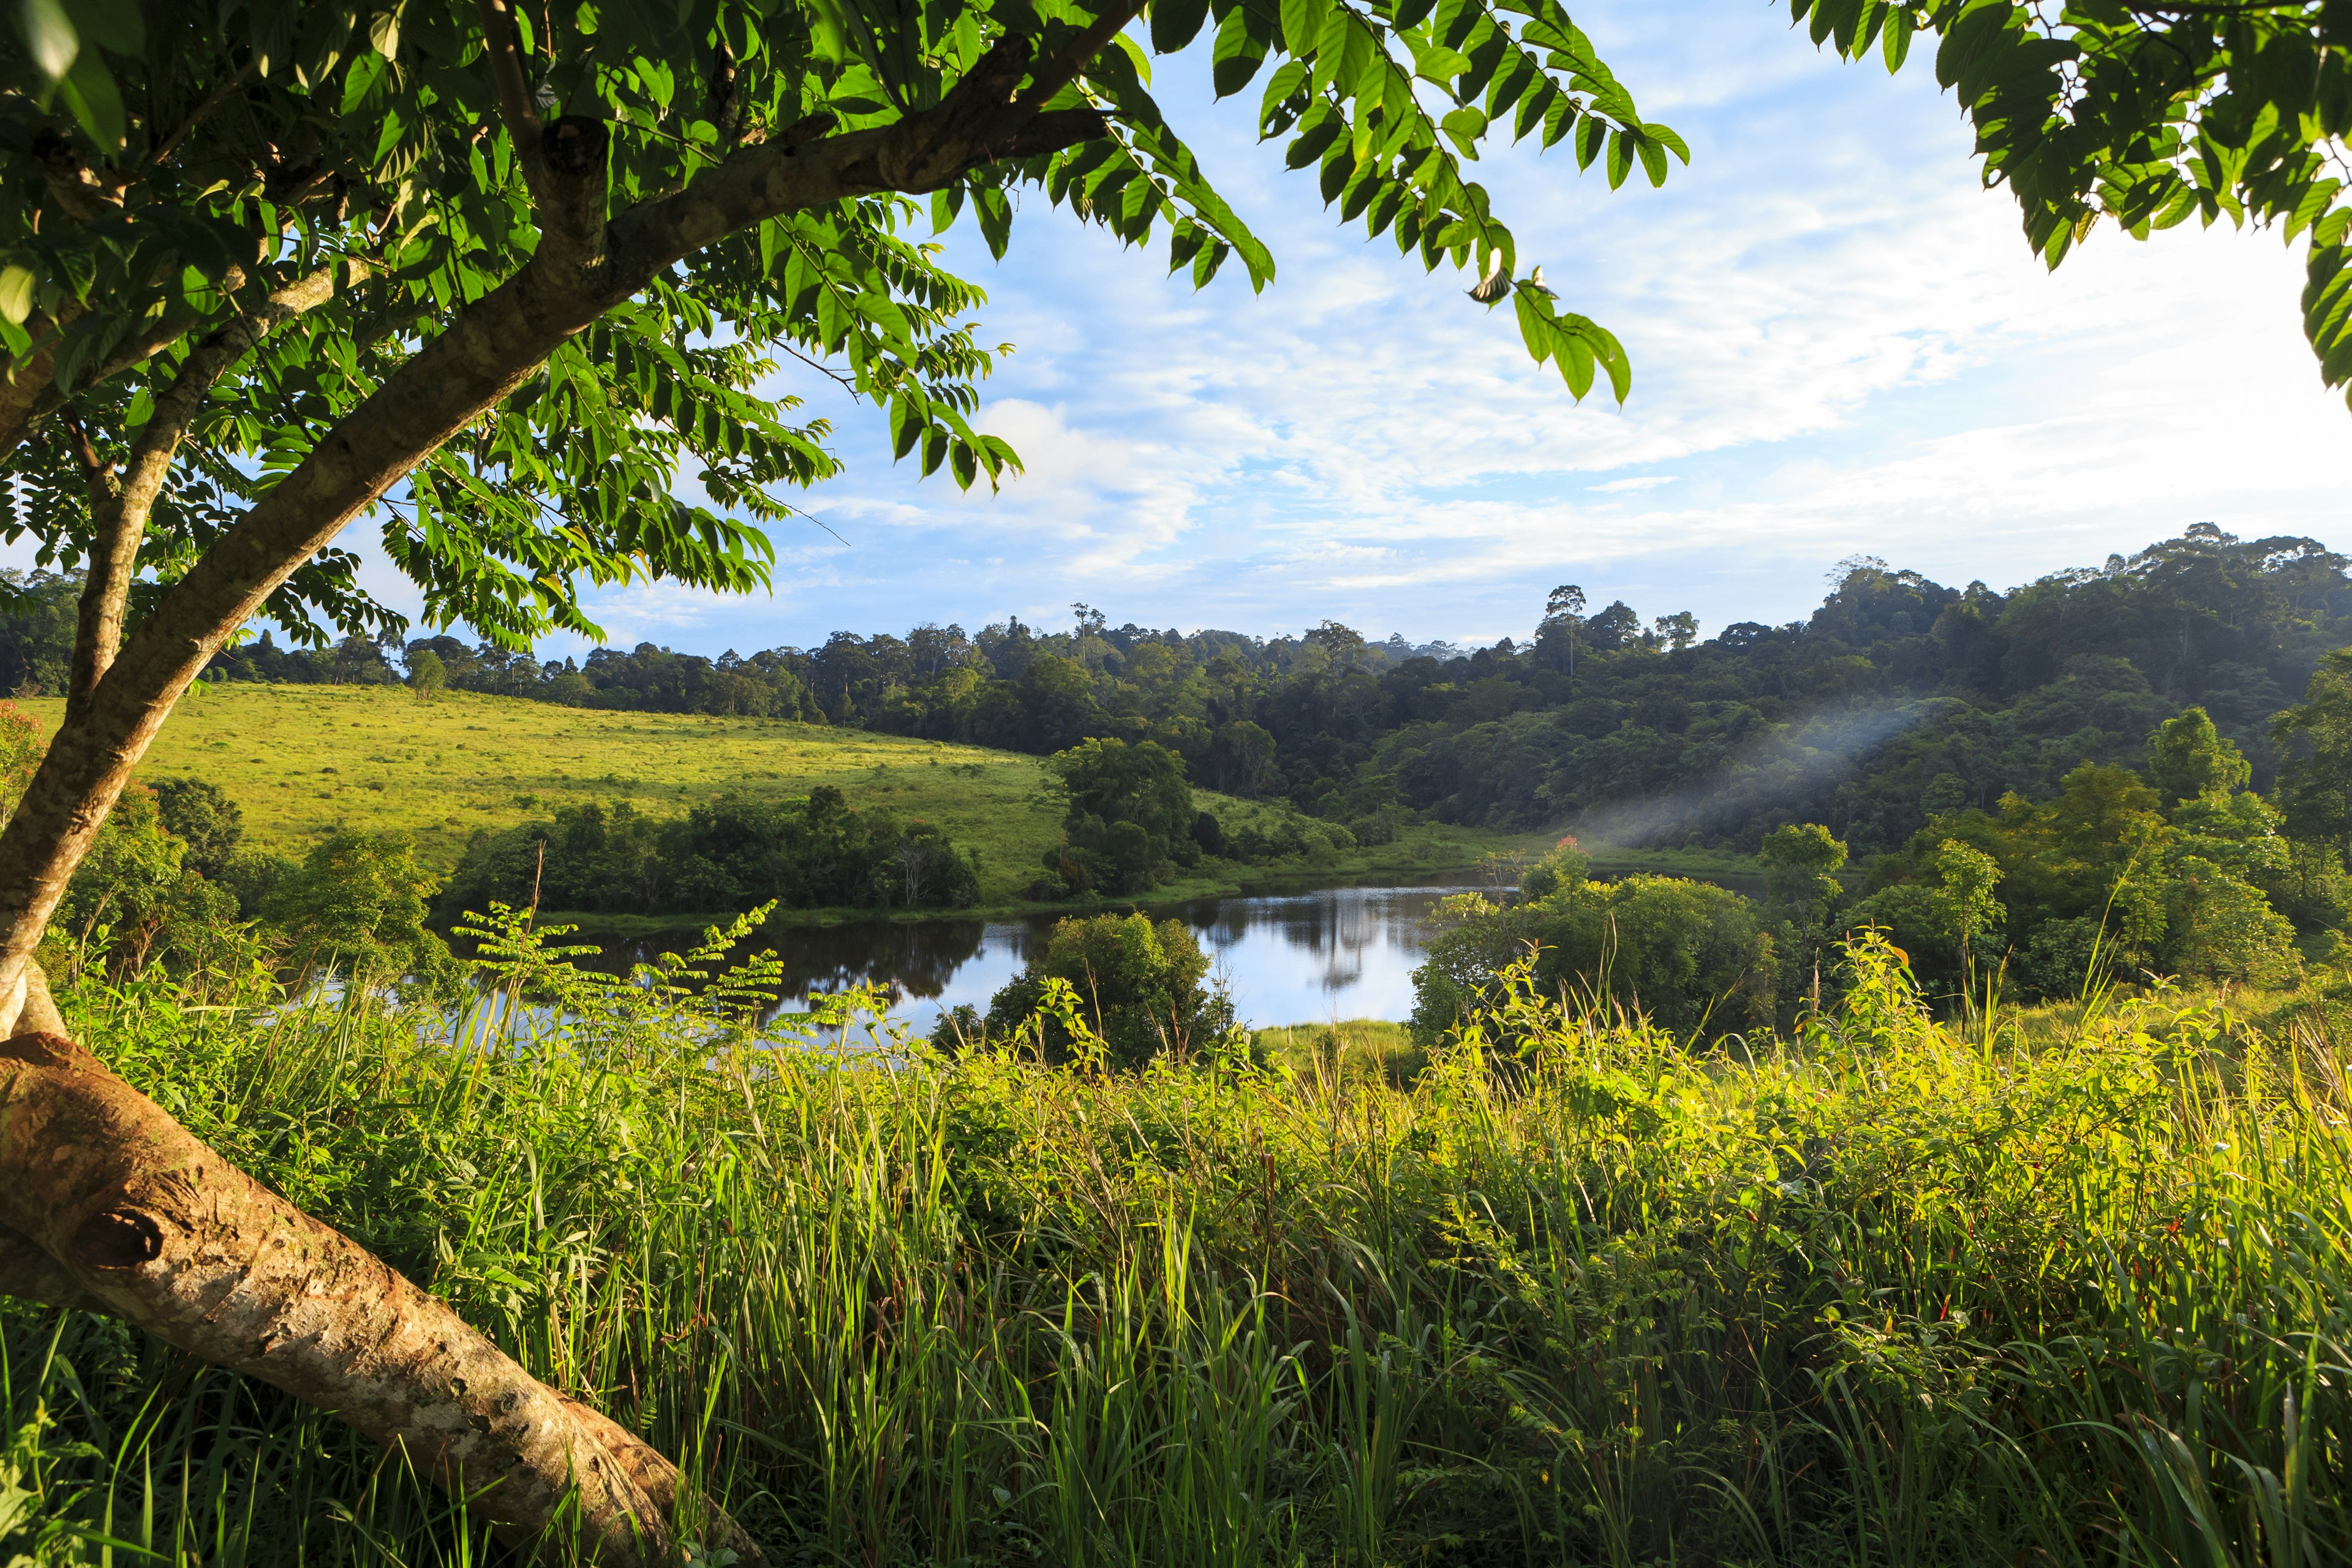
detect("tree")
(1800, 2), (2352, 407)
(262, 829), (459, 990)
(2274, 650), (2352, 873)
(405, 645), (450, 699)
(1047, 736), (1196, 892)
(149, 776), (242, 879)
(1926, 837), (2003, 975)
(0, 0), (1689, 1549)
(1759, 821), (1847, 922)
(2147, 705), (2250, 803)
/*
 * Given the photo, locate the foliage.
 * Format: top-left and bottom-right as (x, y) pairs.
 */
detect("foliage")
(1798, 0), (2352, 405)
(13, 930), (2352, 1562)
(2272, 646), (2352, 871)
(148, 775), (242, 879)
(1856, 736), (2302, 997)
(440, 786), (982, 918)
(983, 911), (1233, 1066)
(1044, 736), (1197, 894)
(1411, 868), (1778, 1042)
(262, 830), (460, 992)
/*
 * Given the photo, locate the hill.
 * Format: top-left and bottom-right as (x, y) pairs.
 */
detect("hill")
(24, 684), (1513, 913)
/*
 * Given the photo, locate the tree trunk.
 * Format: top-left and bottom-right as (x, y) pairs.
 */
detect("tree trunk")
(0, 24), (1126, 1553)
(0, 996), (753, 1562)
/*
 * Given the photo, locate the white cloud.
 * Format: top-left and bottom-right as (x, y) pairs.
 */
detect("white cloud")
(153, 0), (2343, 656)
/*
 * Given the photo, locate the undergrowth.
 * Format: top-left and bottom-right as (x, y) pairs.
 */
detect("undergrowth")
(2, 916), (2346, 1566)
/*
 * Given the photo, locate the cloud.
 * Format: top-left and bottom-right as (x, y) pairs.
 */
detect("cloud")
(110, 0), (2341, 658)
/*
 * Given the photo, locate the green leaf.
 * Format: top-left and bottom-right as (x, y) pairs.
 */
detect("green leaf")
(1281, 0), (1329, 58)
(1881, 4), (1911, 72)
(1440, 105), (1487, 157)
(0, 265), (34, 325)
(1605, 126), (1631, 189)
(1212, 4), (1272, 98)
(1635, 132), (1666, 187)
(57, 45), (124, 149)
(60, 0), (138, 52)
(974, 186), (1012, 259)
(1153, 0), (1213, 54)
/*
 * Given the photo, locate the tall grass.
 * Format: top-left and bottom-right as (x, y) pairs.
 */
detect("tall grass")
(4, 925), (2347, 1566)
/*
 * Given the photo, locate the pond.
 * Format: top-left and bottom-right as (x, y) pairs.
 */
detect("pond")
(573, 880), (1500, 1035)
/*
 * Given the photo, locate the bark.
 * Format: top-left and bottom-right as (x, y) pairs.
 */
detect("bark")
(0, 16), (1128, 1558)
(0, 1025), (751, 1563)
(64, 268), (341, 723)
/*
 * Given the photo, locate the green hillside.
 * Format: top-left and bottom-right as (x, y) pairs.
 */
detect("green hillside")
(21, 684), (1514, 912)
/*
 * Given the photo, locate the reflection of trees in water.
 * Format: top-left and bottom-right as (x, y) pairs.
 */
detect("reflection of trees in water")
(551, 885), (1491, 1027)
(1182, 888), (1476, 1001)
(578, 918), (993, 1019)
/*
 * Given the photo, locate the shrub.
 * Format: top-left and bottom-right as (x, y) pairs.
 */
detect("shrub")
(1413, 871), (1778, 1044)
(984, 912), (1234, 1066)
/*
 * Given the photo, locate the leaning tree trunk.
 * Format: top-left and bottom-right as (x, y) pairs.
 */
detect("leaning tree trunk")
(0, 971), (753, 1564)
(0, 7), (1127, 1553)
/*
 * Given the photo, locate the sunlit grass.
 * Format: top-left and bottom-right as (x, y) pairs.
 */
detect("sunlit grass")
(13, 684), (1515, 910)
(5, 932), (2346, 1565)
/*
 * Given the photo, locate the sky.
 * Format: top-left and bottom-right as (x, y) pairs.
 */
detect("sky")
(275, 2), (2352, 655)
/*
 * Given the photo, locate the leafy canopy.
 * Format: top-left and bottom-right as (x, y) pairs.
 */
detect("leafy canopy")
(0, 0), (1685, 649)
(1793, 0), (2352, 405)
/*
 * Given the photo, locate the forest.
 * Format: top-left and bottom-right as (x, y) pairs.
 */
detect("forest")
(8, 524), (2321, 862)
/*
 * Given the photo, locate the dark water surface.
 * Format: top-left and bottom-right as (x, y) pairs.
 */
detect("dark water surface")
(573, 880), (1496, 1033)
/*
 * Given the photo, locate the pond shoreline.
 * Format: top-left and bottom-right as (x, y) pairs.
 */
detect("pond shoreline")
(484, 841), (1763, 938)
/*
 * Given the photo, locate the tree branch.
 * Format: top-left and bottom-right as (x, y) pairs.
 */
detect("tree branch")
(475, 0), (609, 287)
(0, 51), (1114, 994)
(1017, 0), (1152, 113)
(63, 267), (339, 727)
(474, 0), (546, 160)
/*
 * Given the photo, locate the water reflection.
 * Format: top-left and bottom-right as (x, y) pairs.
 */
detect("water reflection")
(575, 881), (1491, 1033)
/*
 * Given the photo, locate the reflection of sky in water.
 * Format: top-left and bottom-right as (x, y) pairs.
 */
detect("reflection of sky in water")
(586, 884), (1488, 1033)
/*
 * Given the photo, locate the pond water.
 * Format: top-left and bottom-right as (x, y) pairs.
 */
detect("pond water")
(575, 880), (1499, 1034)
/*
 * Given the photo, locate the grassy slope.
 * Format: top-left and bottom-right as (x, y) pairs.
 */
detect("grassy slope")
(25, 684), (1522, 913)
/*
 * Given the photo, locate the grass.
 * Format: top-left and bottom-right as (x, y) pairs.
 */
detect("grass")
(1250, 1020), (1423, 1086)
(14, 684), (1517, 914)
(6, 928), (2348, 1566)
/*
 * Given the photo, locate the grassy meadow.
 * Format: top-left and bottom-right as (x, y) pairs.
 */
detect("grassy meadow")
(6, 932), (2346, 1566)
(16, 684), (1520, 914)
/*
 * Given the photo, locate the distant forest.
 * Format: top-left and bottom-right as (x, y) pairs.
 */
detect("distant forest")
(4, 524), (2343, 857)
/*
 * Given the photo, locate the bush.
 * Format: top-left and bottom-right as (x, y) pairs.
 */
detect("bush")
(439, 788), (981, 918)
(983, 912), (1234, 1066)
(1413, 870), (1778, 1044)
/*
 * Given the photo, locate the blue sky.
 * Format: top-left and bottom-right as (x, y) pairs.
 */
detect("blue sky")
(317, 3), (2352, 654)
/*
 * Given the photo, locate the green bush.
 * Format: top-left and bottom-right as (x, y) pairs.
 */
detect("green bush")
(440, 786), (981, 918)
(1413, 869), (1779, 1044)
(984, 911), (1234, 1066)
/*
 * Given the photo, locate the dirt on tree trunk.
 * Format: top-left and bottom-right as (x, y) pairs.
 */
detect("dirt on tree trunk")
(0, 986), (758, 1564)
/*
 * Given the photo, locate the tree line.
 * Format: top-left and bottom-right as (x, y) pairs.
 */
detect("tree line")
(9, 524), (2335, 866)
